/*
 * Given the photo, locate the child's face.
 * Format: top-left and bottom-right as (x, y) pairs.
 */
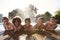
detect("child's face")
(25, 20), (31, 25)
(50, 20), (55, 24)
(37, 19), (43, 24)
(3, 19), (9, 24)
(14, 20), (20, 27)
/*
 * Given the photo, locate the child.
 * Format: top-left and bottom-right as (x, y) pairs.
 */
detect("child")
(23, 18), (33, 40)
(12, 17), (23, 40)
(2, 17), (15, 40)
(33, 17), (44, 35)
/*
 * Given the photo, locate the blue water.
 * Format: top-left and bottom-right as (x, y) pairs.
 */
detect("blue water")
(56, 24), (60, 30)
(0, 23), (5, 31)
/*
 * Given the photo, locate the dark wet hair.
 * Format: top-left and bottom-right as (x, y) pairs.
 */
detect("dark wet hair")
(12, 17), (21, 24)
(38, 17), (44, 21)
(25, 18), (31, 22)
(2, 17), (9, 21)
(50, 18), (56, 21)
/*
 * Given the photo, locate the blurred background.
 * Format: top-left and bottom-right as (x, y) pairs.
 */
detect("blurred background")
(0, 0), (60, 40)
(0, 0), (60, 33)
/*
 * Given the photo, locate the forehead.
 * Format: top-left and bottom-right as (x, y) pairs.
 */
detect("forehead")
(25, 20), (31, 22)
(14, 20), (19, 22)
(25, 20), (30, 22)
(50, 19), (55, 21)
(38, 18), (43, 21)
(14, 19), (20, 21)
(2, 20), (8, 22)
(3, 19), (8, 21)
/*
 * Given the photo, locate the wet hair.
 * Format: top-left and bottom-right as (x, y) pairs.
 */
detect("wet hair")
(25, 18), (31, 22)
(50, 18), (56, 21)
(37, 17), (44, 21)
(12, 17), (21, 24)
(2, 17), (9, 21)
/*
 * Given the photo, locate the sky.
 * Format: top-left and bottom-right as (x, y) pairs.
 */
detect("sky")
(0, 0), (60, 17)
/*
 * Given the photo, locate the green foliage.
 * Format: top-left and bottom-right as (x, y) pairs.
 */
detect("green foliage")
(36, 14), (41, 18)
(55, 10), (60, 14)
(55, 10), (60, 24)
(36, 11), (52, 22)
(45, 11), (51, 16)
(8, 10), (17, 19)
(44, 11), (52, 22)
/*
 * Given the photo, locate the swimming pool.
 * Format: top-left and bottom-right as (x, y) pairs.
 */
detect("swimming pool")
(0, 23), (5, 32)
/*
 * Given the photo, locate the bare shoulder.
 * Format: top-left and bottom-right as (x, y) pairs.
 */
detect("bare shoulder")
(30, 25), (33, 27)
(9, 22), (15, 27)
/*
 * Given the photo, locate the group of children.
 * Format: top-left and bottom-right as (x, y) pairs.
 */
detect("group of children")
(2, 16), (57, 40)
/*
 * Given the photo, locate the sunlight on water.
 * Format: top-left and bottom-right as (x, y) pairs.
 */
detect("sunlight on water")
(20, 35), (27, 40)
(0, 23), (5, 32)
(55, 24), (60, 30)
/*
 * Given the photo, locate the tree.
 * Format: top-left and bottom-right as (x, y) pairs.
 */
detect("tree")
(45, 11), (51, 17)
(36, 11), (52, 22)
(8, 10), (17, 19)
(36, 14), (41, 18)
(8, 9), (24, 20)
(55, 10), (60, 24)
(45, 11), (52, 21)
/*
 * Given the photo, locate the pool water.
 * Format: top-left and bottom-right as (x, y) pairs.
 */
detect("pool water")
(0, 23), (5, 32)
(55, 24), (60, 30)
